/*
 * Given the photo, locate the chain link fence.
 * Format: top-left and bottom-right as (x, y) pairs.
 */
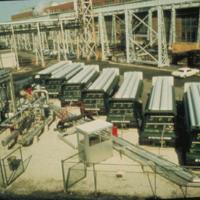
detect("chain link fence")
(61, 153), (200, 198)
(0, 146), (28, 188)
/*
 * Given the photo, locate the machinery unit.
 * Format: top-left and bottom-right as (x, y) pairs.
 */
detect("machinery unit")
(34, 61), (71, 86)
(183, 82), (200, 165)
(107, 71), (143, 127)
(46, 63), (84, 97)
(76, 119), (113, 164)
(60, 65), (99, 103)
(0, 69), (16, 123)
(139, 76), (176, 147)
(82, 68), (119, 114)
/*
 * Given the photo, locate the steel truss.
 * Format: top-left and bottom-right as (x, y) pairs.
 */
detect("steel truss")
(77, 0), (96, 60)
(98, 13), (110, 60)
(125, 7), (169, 67)
(0, 0), (199, 67)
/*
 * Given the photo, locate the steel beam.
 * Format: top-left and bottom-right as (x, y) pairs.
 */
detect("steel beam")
(169, 5), (176, 46)
(157, 6), (169, 67)
(11, 25), (19, 69)
(94, 0), (200, 15)
(198, 8), (200, 43)
(98, 13), (110, 61)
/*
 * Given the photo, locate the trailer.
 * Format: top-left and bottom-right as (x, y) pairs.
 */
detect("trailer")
(107, 72), (143, 127)
(82, 68), (119, 114)
(183, 82), (200, 165)
(60, 65), (99, 103)
(139, 76), (176, 147)
(46, 63), (84, 97)
(34, 61), (71, 86)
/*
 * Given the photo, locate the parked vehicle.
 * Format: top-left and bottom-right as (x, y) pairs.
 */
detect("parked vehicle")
(172, 67), (199, 78)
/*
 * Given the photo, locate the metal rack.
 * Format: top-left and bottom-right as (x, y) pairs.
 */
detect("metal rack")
(107, 71), (143, 127)
(35, 61), (71, 86)
(61, 65), (99, 103)
(82, 68), (119, 114)
(184, 82), (200, 165)
(46, 63), (84, 97)
(140, 76), (177, 146)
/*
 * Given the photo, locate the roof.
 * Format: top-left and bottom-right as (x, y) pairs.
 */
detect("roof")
(148, 76), (174, 112)
(113, 71), (143, 99)
(88, 68), (119, 92)
(51, 63), (84, 79)
(76, 119), (112, 135)
(38, 61), (69, 75)
(68, 65), (99, 84)
(184, 82), (200, 128)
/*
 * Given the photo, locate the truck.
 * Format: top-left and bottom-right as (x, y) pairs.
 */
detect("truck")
(139, 76), (177, 146)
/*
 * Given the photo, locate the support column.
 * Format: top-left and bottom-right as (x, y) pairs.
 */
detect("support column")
(111, 15), (117, 45)
(60, 20), (67, 60)
(125, 9), (131, 63)
(169, 5), (176, 46)
(197, 8), (200, 43)
(11, 25), (19, 69)
(148, 9), (153, 46)
(157, 6), (169, 67)
(98, 13), (110, 61)
(36, 23), (45, 67)
(99, 13), (106, 61)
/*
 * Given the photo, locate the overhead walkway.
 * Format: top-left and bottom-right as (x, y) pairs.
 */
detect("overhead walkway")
(113, 136), (200, 187)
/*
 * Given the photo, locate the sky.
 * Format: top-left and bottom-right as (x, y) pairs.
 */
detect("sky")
(0, 0), (68, 22)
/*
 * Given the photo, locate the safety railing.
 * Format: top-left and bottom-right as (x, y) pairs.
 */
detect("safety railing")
(61, 152), (200, 199)
(0, 146), (30, 188)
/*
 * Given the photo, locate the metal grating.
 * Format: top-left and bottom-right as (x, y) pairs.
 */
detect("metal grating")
(88, 68), (119, 92)
(114, 71), (143, 99)
(148, 76), (174, 111)
(184, 82), (200, 128)
(68, 65), (99, 84)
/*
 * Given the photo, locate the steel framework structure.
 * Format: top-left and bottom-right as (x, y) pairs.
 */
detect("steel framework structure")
(0, 0), (199, 67)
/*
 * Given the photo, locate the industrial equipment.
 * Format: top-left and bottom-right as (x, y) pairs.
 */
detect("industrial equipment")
(60, 65), (99, 104)
(76, 119), (113, 164)
(34, 61), (71, 86)
(139, 76), (177, 146)
(82, 68), (119, 114)
(183, 82), (200, 165)
(0, 89), (54, 148)
(0, 69), (16, 123)
(107, 71), (143, 127)
(45, 63), (84, 97)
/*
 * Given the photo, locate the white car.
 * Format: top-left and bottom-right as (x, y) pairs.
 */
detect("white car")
(172, 67), (199, 78)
